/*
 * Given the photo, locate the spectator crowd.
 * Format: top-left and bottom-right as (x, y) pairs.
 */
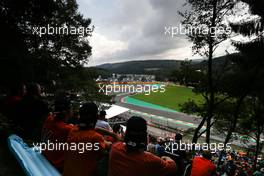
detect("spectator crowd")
(0, 83), (264, 176)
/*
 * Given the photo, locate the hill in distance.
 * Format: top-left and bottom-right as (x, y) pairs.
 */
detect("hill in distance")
(94, 54), (236, 80)
(96, 60), (183, 75)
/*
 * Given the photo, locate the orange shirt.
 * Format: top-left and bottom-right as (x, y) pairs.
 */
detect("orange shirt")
(42, 115), (75, 171)
(108, 142), (177, 176)
(190, 157), (216, 176)
(63, 128), (106, 176)
(104, 133), (121, 143)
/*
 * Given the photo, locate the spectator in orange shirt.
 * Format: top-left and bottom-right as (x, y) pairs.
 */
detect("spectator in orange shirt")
(16, 83), (49, 140)
(108, 116), (177, 176)
(63, 102), (110, 176)
(190, 150), (216, 176)
(41, 97), (75, 172)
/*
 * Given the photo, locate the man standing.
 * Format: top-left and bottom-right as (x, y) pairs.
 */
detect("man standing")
(223, 153), (237, 176)
(95, 110), (112, 131)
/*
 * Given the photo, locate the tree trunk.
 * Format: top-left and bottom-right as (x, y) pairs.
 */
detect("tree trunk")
(206, 0), (218, 144)
(225, 92), (249, 145)
(192, 115), (207, 143)
(217, 95), (246, 166)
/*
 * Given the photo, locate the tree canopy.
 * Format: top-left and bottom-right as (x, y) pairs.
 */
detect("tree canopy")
(0, 0), (92, 87)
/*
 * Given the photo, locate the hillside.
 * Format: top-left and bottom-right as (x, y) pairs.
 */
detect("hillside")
(94, 54), (237, 80)
(97, 60), (183, 75)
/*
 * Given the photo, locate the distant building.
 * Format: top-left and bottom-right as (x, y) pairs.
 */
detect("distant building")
(96, 73), (156, 83)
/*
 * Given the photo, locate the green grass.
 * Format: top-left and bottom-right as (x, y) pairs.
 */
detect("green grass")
(130, 85), (203, 111)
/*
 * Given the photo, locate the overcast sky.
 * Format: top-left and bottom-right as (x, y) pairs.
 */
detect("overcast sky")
(76, 0), (245, 66)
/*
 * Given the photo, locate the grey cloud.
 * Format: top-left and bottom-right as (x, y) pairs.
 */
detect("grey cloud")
(109, 0), (188, 60)
(77, 0), (194, 65)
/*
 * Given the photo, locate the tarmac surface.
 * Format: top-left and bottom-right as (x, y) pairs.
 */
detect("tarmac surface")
(115, 93), (201, 125)
(114, 93), (263, 149)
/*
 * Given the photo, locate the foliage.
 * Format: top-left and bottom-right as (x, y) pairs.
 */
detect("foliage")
(179, 0), (236, 143)
(169, 59), (204, 86)
(179, 0), (235, 56)
(0, 0), (92, 86)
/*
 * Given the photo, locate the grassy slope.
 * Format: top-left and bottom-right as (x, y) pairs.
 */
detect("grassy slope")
(131, 85), (203, 111)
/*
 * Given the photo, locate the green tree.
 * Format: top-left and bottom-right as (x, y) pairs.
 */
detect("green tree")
(230, 0), (264, 166)
(237, 97), (264, 170)
(56, 67), (112, 103)
(170, 59), (203, 86)
(179, 0), (236, 143)
(0, 0), (92, 86)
